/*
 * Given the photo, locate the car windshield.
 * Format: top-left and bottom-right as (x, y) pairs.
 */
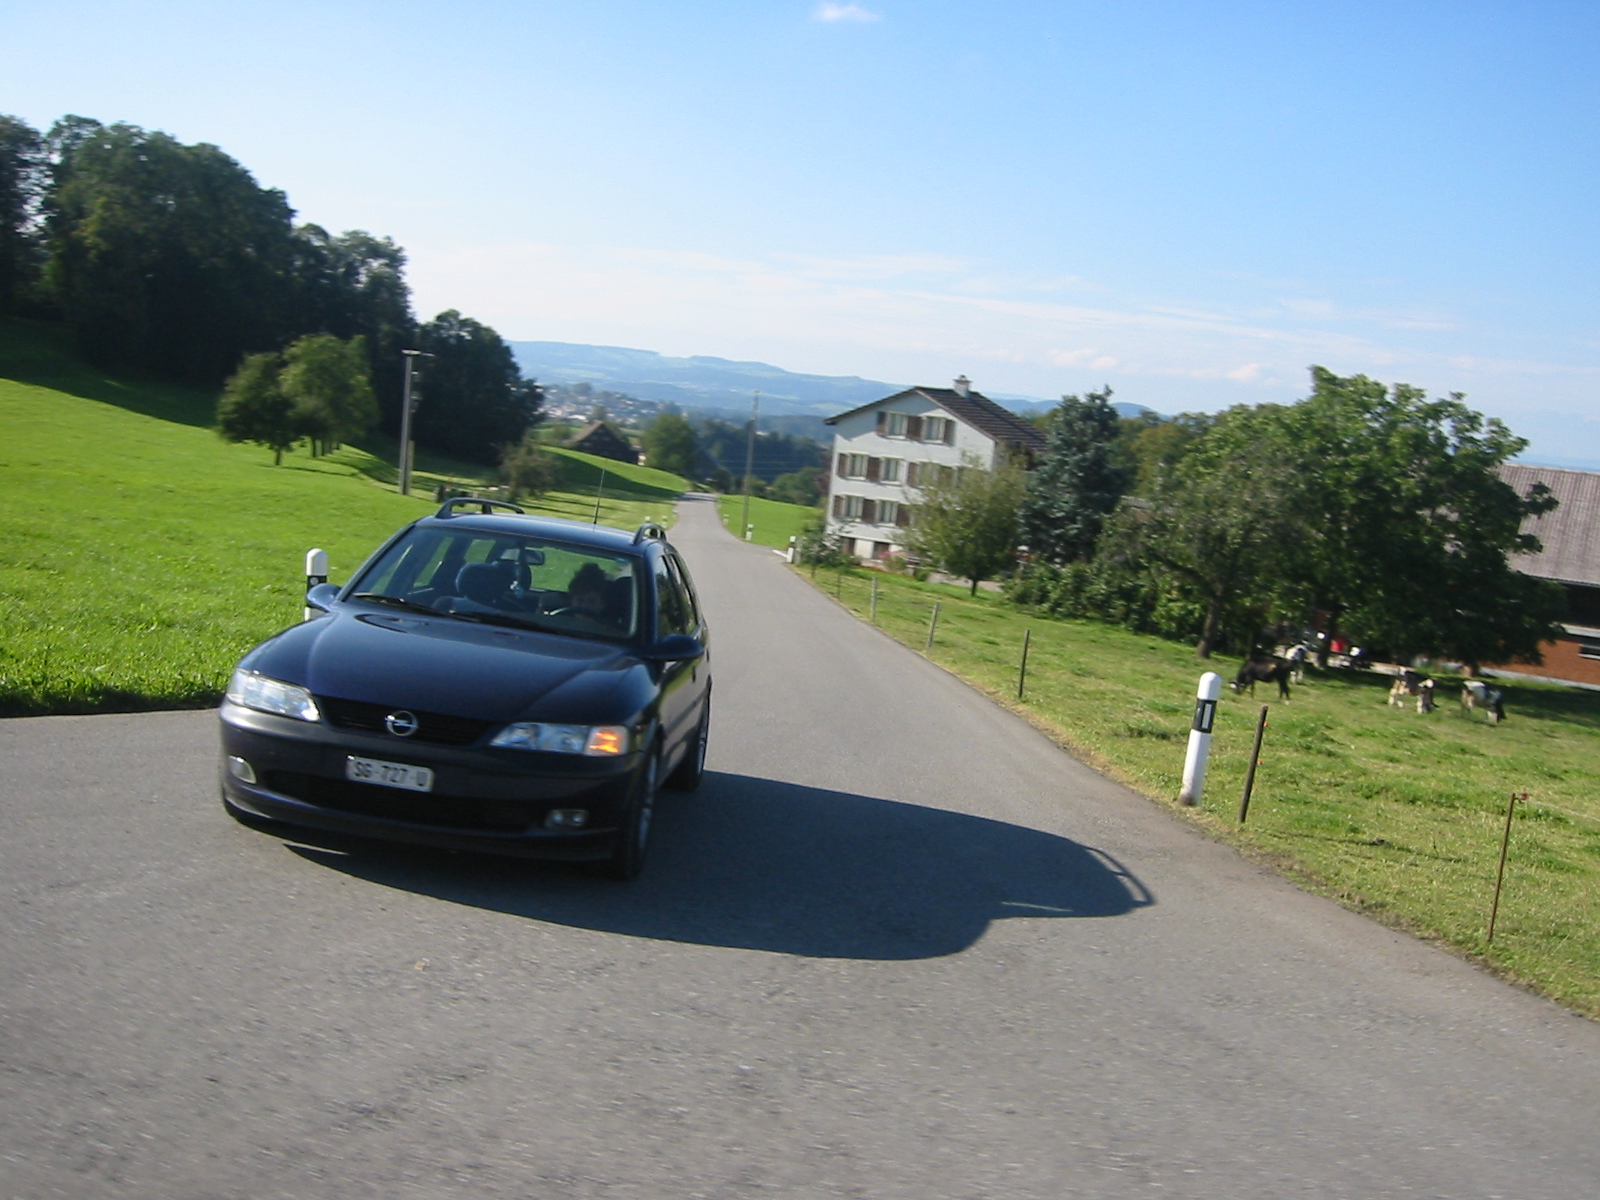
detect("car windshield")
(352, 527), (641, 641)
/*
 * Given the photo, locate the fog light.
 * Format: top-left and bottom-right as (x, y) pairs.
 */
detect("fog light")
(545, 808), (589, 830)
(227, 755), (257, 784)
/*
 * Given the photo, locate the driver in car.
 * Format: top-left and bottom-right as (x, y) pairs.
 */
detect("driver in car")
(556, 562), (618, 632)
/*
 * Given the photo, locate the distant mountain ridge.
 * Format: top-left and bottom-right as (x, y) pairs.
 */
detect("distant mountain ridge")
(510, 340), (1152, 422)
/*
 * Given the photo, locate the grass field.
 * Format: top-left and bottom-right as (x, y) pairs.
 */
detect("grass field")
(716, 493), (818, 550)
(805, 562), (1600, 1017)
(0, 320), (684, 715)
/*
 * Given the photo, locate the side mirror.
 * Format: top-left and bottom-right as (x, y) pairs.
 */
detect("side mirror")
(641, 634), (703, 662)
(305, 582), (340, 613)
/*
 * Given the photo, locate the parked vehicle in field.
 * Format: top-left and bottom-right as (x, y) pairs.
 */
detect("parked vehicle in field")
(219, 499), (710, 879)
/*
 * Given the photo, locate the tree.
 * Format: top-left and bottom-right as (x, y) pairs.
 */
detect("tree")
(43, 119), (299, 382)
(1019, 388), (1131, 563)
(413, 310), (542, 463)
(217, 352), (297, 464)
(641, 411), (700, 478)
(289, 226), (414, 427)
(769, 466), (823, 506)
(0, 114), (44, 315)
(1104, 405), (1299, 657)
(1279, 367), (1562, 667)
(910, 456), (1028, 595)
(279, 333), (378, 451)
(500, 437), (563, 501)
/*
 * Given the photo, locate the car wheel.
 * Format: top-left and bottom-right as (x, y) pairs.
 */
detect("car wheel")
(664, 690), (710, 793)
(601, 746), (659, 881)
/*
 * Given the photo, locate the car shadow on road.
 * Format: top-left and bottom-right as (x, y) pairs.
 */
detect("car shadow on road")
(282, 771), (1154, 960)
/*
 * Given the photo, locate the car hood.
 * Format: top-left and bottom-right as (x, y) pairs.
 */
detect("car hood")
(242, 608), (642, 723)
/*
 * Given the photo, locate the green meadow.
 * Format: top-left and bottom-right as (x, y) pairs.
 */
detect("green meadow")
(808, 562), (1600, 1017)
(0, 319), (684, 716)
(716, 492), (819, 550)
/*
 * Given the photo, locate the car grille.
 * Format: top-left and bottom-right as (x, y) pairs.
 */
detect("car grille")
(315, 696), (497, 746)
(263, 771), (541, 833)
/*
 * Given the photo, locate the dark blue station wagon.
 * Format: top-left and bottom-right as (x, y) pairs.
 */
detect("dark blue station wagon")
(219, 499), (711, 879)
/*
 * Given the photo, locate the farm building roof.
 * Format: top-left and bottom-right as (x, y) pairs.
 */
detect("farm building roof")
(1502, 463), (1600, 587)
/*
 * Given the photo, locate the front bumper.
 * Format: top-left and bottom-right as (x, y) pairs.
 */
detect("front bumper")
(218, 701), (638, 860)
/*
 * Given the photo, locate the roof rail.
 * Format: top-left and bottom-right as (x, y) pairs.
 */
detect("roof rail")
(632, 521), (668, 544)
(436, 497), (526, 518)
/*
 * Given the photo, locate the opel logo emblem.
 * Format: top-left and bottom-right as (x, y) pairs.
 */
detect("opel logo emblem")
(385, 710), (419, 737)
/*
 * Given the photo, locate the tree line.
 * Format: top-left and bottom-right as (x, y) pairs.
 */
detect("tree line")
(0, 113), (539, 463)
(909, 368), (1563, 670)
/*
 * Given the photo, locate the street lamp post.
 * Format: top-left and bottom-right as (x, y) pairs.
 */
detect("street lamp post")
(398, 349), (433, 496)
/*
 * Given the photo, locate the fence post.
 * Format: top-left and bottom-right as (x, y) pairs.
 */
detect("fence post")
(304, 548), (328, 621)
(1237, 705), (1269, 822)
(925, 601), (941, 653)
(870, 575), (879, 625)
(1487, 792), (1525, 942)
(1017, 628), (1032, 700)
(1178, 672), (1222, 806)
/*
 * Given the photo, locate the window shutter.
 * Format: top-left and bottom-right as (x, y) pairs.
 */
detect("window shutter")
(944, 421), (956, 445)
(866, 457), (881, 482)
(876, 410), (887, 432)
(905, 462), (918, 488)
(907, 415), (923, 440)
(837, 453), (847, 478)
(862, 499), (876, 524)
(832, 495), (843, 517)
(895, 504), (911, 528)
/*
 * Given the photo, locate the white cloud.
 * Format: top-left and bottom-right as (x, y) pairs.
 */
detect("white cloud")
(813, 2), (879, 22)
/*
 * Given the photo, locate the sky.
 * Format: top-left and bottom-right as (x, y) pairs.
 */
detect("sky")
(5, 0), (1599, 461)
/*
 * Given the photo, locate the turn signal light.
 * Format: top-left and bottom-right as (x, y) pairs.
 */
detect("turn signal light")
(585, 726), (628, 756)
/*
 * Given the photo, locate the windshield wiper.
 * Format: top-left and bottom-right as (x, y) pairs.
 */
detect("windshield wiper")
(350, 593), (443, 616)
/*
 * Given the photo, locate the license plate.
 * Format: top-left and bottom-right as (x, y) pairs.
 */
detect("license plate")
(345, 756), (434, 792)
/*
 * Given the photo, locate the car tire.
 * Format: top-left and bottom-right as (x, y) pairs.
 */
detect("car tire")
(664, 690), (710, 793)
(601, 746), (659, 881)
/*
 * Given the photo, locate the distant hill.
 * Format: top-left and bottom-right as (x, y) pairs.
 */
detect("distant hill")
(510, 340), (1158, 424)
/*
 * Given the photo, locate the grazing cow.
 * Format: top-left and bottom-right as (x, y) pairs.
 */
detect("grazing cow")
(1233, 657), (1291, 702)
(1388, 670), (1437, 713)
(1461, 680), (1507, 724)
(1285, 642), (1309, 683)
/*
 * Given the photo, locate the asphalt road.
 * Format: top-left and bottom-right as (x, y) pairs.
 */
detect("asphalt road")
(4, 493), (1600, 1199)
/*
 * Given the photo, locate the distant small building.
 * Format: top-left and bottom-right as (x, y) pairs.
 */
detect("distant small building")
(1490, 464), (1600, 687)
(823, 376), (1047, 561)
(570, 420), (638, 464)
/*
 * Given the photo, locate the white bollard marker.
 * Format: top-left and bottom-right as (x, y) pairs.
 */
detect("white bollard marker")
(304, 548), (328, 622)
(1179, 671), (1222, 806)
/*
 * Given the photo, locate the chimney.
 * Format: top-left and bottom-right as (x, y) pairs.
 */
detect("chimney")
(953, 375), (971, 397)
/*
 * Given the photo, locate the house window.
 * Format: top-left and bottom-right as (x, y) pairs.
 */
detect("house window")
(880, 457), (902, 483)
(837, 453), (869, 479)
(1579, 641), (1600, 661)
(833, 494), (865, 520)
(921, 416), (956, 444)
(883, 412), (909, 437)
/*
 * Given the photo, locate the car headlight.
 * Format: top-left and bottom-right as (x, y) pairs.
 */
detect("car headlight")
(489, 723), (631, 755)
(226, 669), (321, 722)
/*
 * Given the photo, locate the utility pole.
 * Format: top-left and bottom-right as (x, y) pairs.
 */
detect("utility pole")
(398, 349), (433, 496)
(740, 390), (759, 539)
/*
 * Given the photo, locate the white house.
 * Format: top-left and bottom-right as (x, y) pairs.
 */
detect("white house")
(823, 376), (1047, 561)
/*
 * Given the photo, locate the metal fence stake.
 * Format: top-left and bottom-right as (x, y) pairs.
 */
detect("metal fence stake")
(1487, 791), (1525, 942)
(1017, 628), (1031, 700)
(925, 601), (940, 653)
(1237, 704), (1269, 823)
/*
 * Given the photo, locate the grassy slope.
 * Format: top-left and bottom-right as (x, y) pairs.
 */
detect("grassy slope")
(716, 493), (818, 549)
(0, 320), (684, 715)
(807, 563), (1600, 1017)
